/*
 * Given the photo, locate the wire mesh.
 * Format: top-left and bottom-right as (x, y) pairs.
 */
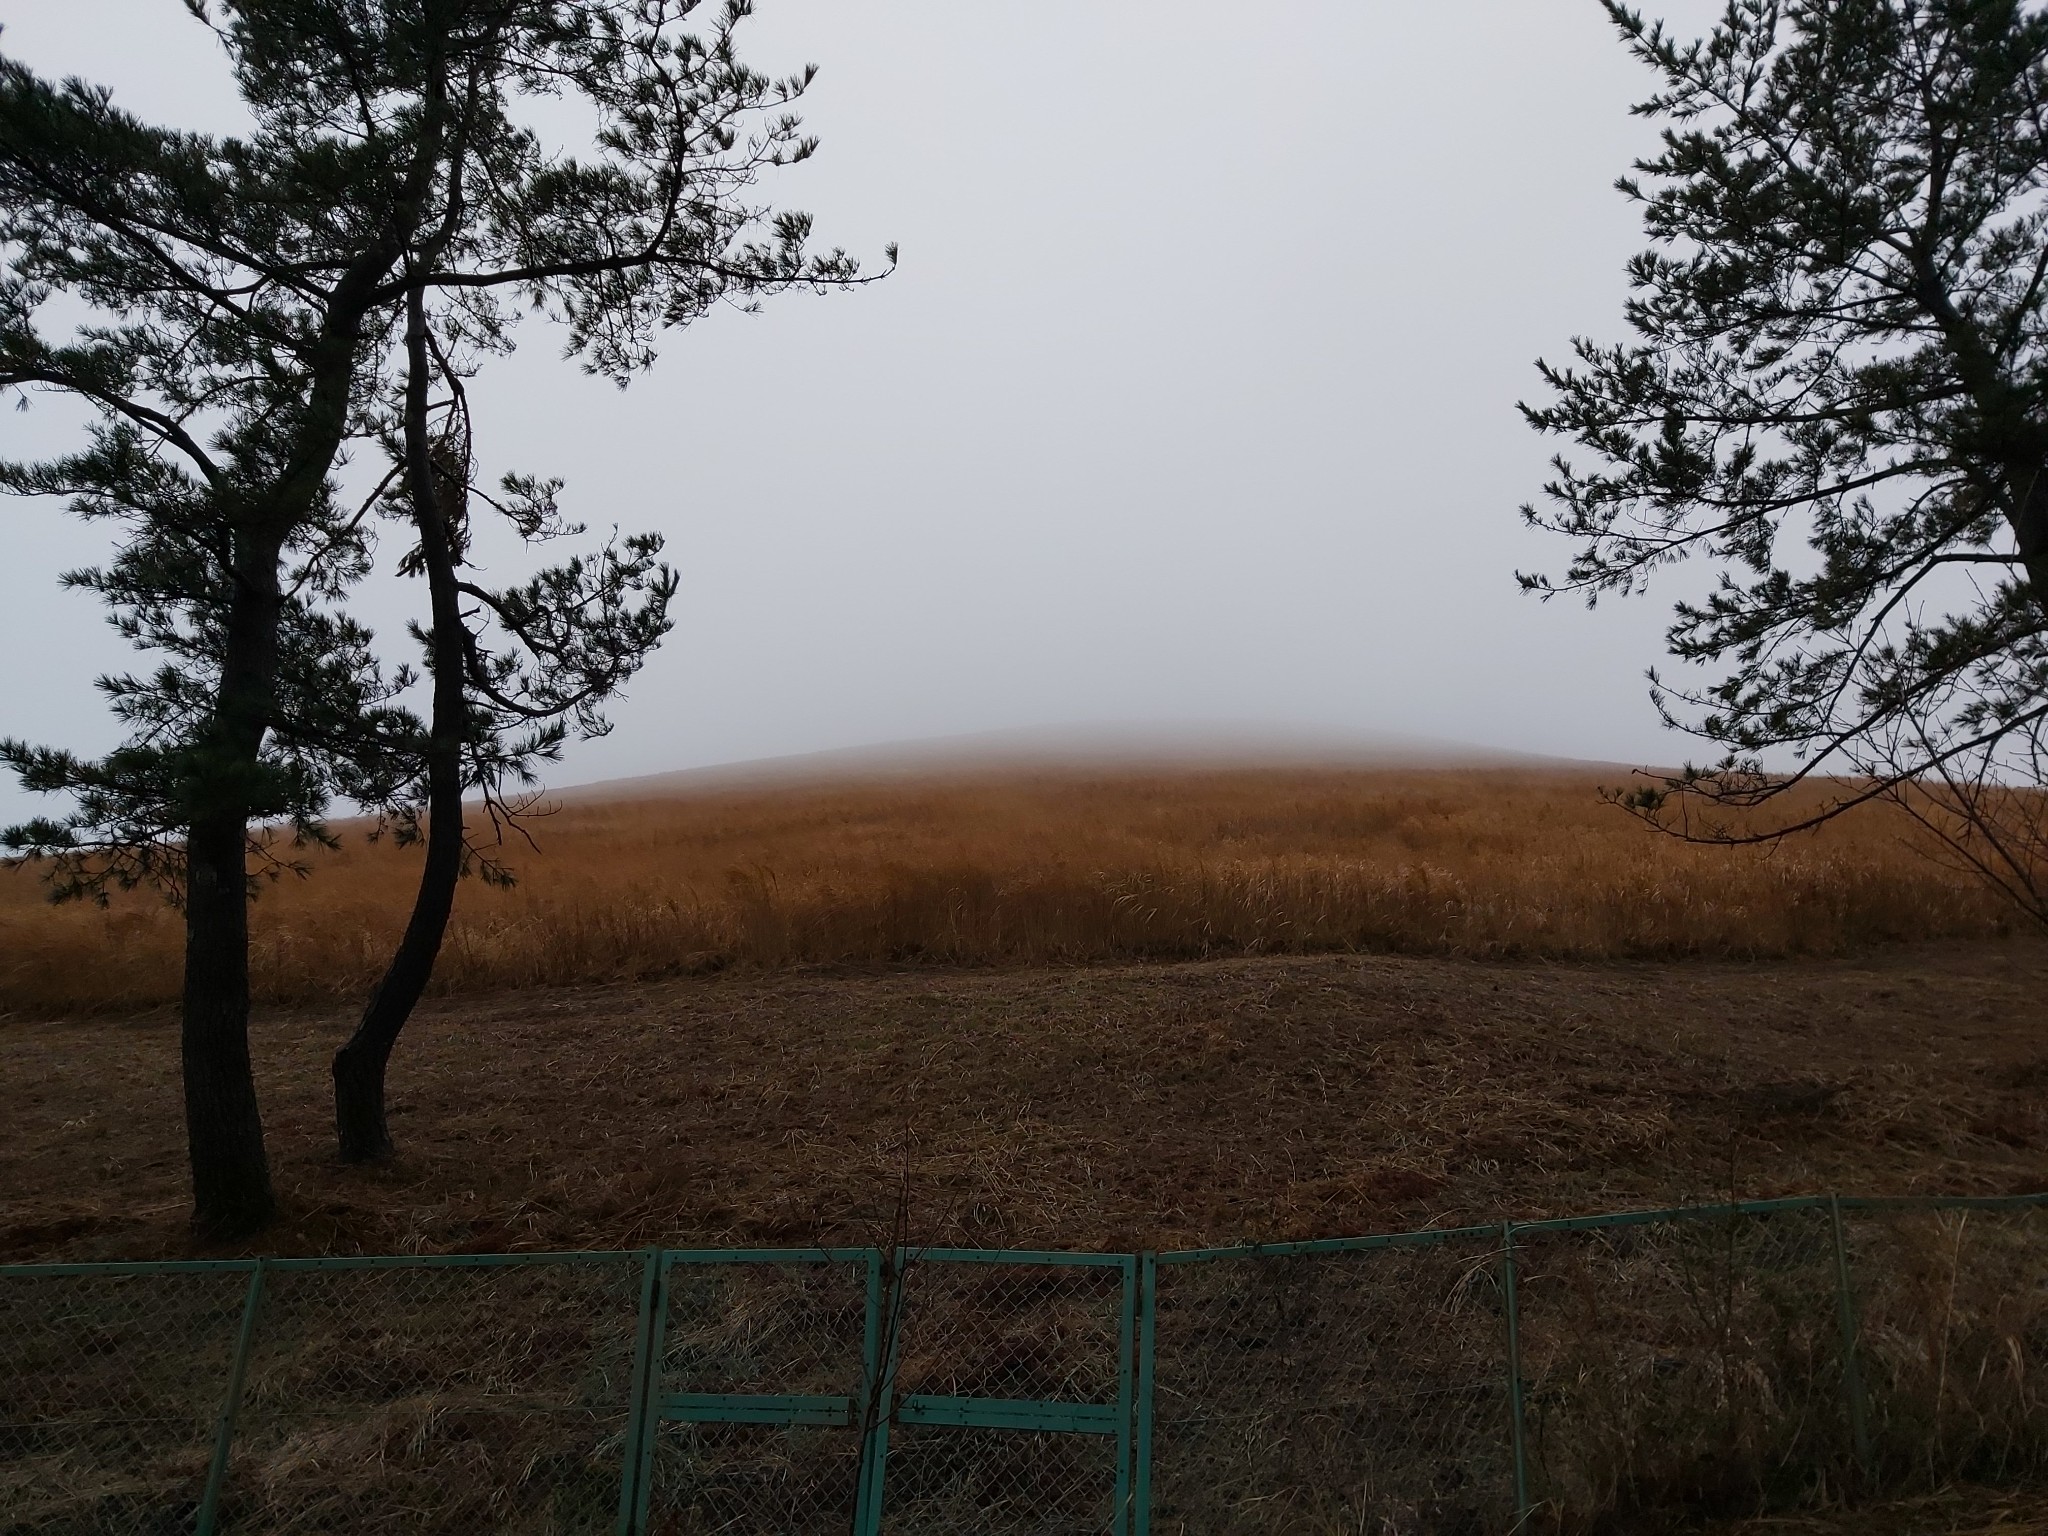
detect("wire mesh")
(1147, 1234), (1514, 1536)
(879, 1257), (1129, 1536)
(217, 1256), (643, 1534)
(7, 1195), (2048, 1536)
(1843, 1201), (2048, 1489)
(642, 1257), (869, 1535)
(0, 1265), (250, 1536)
(893, 1259), (1125, 1406)
(1513, 1205), (1850, 1531)
(879, 1425), (1117, 1536)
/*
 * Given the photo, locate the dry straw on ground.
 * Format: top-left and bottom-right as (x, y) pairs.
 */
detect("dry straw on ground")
(0, 766), (2019, 1017)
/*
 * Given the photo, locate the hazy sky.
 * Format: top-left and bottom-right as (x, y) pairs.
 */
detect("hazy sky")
(0, 2), (1729, 826)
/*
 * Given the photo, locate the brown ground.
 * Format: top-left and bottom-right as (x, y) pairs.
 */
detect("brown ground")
(6, 938), (2047, 1264)
(1709, 1487), (2048, 1532)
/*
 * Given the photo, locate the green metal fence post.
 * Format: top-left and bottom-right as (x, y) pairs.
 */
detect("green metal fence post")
(1113, 1254), (1138, 1534)
(1132, 1251), (1156, 1536)
(854, 1247), (905, 1536)
(853, 1247), (891, 1536)
(195, 1257), (266, 1536)
(1828, 1194), (1874, 1476)
(1502, 1223), (1531, 1528)
(629, 1254), (676, 1536)
(616, 1248), (665, 1536)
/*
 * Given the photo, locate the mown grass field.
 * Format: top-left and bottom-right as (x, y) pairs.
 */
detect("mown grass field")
(8, 937), (2047, 1264)
(0, 764), (2021, 1018)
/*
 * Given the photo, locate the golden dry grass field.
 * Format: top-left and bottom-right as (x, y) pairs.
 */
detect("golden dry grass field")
(0, 764), (2022, 1018)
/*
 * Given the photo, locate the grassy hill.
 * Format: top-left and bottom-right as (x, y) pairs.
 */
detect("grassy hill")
(0, 764), (2017, 1018)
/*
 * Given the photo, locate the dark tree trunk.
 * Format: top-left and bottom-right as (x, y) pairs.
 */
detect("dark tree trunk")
(329, 748), (461, 1159)
(180, 546), (285, 1239)
(333, 285), (467, 1164)
(2008, 458), (2048, 598)
(182, 807), (275, 1238)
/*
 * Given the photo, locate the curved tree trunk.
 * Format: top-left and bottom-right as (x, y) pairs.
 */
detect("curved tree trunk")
(332, 285), (467, 1164)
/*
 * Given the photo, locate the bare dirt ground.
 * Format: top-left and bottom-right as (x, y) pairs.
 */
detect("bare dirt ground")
(6, 938), (2047, 1264)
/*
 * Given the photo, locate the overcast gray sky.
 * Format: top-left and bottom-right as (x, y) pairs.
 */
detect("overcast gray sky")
(0, 2), (1727, 824)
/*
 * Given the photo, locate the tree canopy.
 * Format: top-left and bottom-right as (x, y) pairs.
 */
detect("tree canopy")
(1523, 0), (2048, 913)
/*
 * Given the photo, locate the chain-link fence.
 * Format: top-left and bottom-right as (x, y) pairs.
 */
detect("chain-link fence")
(1846, 1200), (2048, 1490)
(4, 1194), (2045, 1534)
(1513, 1203), (1855, 1527)
(882, 1251), (1134, 1536)
(638, 1249), (871, 1536)
(1148, 1227), (1515, 1533)
(227, 1254), (644, 1533)
(1, 1261), (250, 1536)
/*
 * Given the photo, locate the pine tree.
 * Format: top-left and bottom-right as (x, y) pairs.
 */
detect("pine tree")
(1, 1), (882, 1236)
(1523, 1), (2048, 913)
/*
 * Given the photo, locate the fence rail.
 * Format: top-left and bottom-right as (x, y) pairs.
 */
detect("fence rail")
(4, 1193), (2045, 1534)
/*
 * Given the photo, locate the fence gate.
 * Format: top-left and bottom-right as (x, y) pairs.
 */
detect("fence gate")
(621, 1247), (877, 1535)
(876, 1249), (1141, 1535)
(617, 1248), (1143, 1535)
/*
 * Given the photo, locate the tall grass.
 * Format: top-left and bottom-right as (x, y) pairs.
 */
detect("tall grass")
(0, 766), (2015, 1016)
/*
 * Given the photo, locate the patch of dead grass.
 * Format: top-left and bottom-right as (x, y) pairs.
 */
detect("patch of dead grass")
(1702, 1485), (2048, 1533)
(5, 944), (2046, 1264)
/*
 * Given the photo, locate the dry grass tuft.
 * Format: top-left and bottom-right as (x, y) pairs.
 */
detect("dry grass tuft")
(0, 766), (2020, 1017)
(1703, 1485), (2048, 1533)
